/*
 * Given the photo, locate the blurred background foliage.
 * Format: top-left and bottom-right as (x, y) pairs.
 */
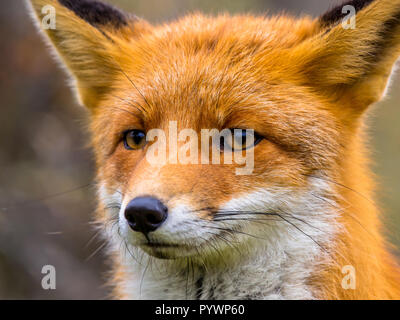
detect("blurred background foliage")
(0, 0), (398, 299)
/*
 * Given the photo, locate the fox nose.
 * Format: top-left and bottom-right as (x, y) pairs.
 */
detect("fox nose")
(124, 197), (168, 234)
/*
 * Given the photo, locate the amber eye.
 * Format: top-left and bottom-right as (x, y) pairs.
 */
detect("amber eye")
(220, 129), (263, 152)
(123, 130), (147, 150)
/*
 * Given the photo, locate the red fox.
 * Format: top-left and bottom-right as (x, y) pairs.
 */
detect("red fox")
(27, 0), (400, 299)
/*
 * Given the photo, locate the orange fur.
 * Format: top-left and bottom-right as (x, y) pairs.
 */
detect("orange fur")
(28, 0), (400, 299)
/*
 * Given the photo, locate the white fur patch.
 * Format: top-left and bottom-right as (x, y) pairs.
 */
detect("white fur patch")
(99, 176), (340, 300)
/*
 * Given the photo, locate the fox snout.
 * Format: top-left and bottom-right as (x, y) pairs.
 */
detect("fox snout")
(124, 196), (168, 234)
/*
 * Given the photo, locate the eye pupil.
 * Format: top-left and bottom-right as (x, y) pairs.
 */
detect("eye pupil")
(124, 130), (146, 150)
(132, 131), (144, 144)
(219, 129), (263, 152)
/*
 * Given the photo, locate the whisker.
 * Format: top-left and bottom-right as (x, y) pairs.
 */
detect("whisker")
(212, 211), (327, 253)
(213, 210), (325, 233)
(123, 239), (142, 266)
(140, 258), (151, 299)
(307, 174), (374, 205)
(201, 233), (229, 268)
(185, 258), (190, 299)
(108, 106), (139, 118)
(109, 94), (147, 114)
(194, 211), (343, 267)
(0, 183), (93, 211)
(201, 225), (267, 241)
(107, 47), (153, 112)
(85, 240), (108, 261)
(213, 233), (243, 257)
(310, 192), (378, 241)
(84, 229), (103, 249)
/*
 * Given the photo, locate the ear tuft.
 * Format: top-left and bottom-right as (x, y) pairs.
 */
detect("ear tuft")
(320, 0), (376, 27)
(27, 0), (149, 109)
(291, 0), (400, 112)
(58, 0), (128, 29)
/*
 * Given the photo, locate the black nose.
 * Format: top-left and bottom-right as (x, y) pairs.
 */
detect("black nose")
(124, 197), (168, 234)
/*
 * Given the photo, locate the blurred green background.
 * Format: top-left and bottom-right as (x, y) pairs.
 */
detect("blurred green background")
(0, 0), (398, 299)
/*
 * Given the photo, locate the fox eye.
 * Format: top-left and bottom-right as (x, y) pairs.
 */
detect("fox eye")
(123, 130), (147, 150)
(220, 129), (263, 152)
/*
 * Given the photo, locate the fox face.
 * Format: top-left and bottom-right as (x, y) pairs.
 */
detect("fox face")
(91, 15), (342, 263)
(28, 0), (400, 299)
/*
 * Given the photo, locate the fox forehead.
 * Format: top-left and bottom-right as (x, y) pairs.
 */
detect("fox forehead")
(147, 14), (317, 48)
(103, 16), (328, 124)
(115, 14), (318, 84)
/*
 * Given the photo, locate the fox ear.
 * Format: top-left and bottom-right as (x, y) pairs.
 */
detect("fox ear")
(26, 0), (148, 108)
(295, 0), (400, 113)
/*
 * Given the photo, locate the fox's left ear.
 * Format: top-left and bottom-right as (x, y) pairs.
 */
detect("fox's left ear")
(26, 0), (150, 109)
(295, 0), (400, 113)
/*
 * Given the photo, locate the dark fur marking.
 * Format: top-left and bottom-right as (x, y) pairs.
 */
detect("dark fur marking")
(207, 284), (215, 300)
(320, 3), (400, 82)
(319, 0), (400, 71)
(365, 10), (400, 65)
(320, 0), (376, 27)
(58, 0), (127, 28)
(195, 276), (204, 300)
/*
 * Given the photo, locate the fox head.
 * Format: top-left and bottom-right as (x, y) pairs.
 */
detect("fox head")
(28, 0), (400, 299)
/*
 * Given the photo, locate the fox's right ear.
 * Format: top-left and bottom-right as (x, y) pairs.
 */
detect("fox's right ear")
(292, 0), (400, 115)
(26, 0), (150, 109)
